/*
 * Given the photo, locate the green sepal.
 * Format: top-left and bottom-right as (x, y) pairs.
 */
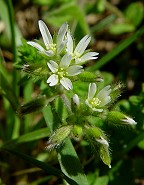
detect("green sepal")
(85, 126), (104, 139)
(73, 125), (83, 137)
(78, 71), (103, 82)
(46, 125), (73, 151)
(85, 126), (109, 146)
(110, 82), (124, 103)
(100, 144), (111, 168)
(107, 111), (125, 125)
(21, 63), (48, 79)
(107, 111), (136, 126)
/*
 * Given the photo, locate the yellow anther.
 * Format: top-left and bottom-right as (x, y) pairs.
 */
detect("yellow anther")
(90, 97), (101, 107)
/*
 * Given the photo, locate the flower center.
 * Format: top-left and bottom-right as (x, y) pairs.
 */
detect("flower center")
(46, 43), (56, 53)
(90, 97), (101, 107)
(73, 51), (81, 60)
(57, 68), (67, 78)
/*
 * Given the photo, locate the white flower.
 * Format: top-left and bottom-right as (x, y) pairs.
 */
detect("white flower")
(66, 32), (99, 64)
(121, 116), (137, 125)
(47, 53), (83, 90)
(85, 83), (111, 112)
(27, 20), (68, 56)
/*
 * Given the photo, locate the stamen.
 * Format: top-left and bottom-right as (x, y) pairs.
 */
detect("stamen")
(90, 97), (101, 107)
(57, 68), (67, 78)
(46, 43), (56, 53)
(73, 51), (81, 60)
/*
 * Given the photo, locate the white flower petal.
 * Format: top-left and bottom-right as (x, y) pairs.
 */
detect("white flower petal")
(57, 24), (68, 54)
(66, 65), (83, 76)
(92, 107), (103, 112)
(57, 23), (68, 45)
(122, 116), (137, 125)
(99, 96), (111, 107)
(88, 83), (97, 99)
(60, 77), (72, 90)
(27, 41), (45, 52)
(47, 60), (58, 73)
(38, 20), (53, 46)
(57, 41), (66, 54)
(96, 137), (109, 146)
(75, 35), (91, 55)
(66, 32), (73, 54)
(60, 53), (72, 68)
(85, 99), (91, 108)
(47, 74), (58, 86)
(45, 50), (54, 56)
(73, 94), (80, 106)
(80, 52), (99, 63)
(97, 85), (111, 100)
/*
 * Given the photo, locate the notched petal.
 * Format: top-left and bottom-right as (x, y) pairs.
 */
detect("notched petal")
(60, 78), (73, 90)
(47, 74), (58, 86)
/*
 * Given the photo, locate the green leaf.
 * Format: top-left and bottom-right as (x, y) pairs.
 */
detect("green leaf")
(109, 23), (135, 34)
(91, 14), (116, 33)
(43, 105), (89, 185)
(0, 0), (11, 41)
(93, 175), (109, 185)
(95, 0), (106, 13)
(58, 139), (89, 185)
(122, 132), (144, 155)
(125, 2), (144, 27)
(2, 127), (50, 148)
(2, 148), (78, 185)
(138, 139), (144, 150)
(0, 72), (19, 111)
(44, 1), (90, 36)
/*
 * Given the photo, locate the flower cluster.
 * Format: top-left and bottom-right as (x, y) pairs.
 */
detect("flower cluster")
(28, 20), (99, 90)
(24, 20), (137, 168)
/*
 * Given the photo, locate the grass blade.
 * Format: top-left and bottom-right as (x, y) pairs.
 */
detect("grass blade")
(0, 72), (19, 111)
(2, 148), (78, 185)
(87, 26), (144, 70)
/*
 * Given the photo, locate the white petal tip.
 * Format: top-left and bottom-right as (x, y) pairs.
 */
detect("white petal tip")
(122, 116), (137, 125)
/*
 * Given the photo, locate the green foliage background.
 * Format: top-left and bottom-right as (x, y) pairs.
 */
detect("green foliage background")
(0, 0), (144, 184)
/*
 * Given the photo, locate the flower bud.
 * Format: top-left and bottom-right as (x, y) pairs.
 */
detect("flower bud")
(107, 111), (137, 126)
(17, 95), (47, 116)
(46, 125), (73, 151)
(78, 71), (103, 82)
(100, 145), (111, 168)
(72, 94), (80, 106)
(73, 125), (83, 137)
(85, 127), (109, 146)
(22, 64), (48, 78)
(110, 82), (124, 102)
